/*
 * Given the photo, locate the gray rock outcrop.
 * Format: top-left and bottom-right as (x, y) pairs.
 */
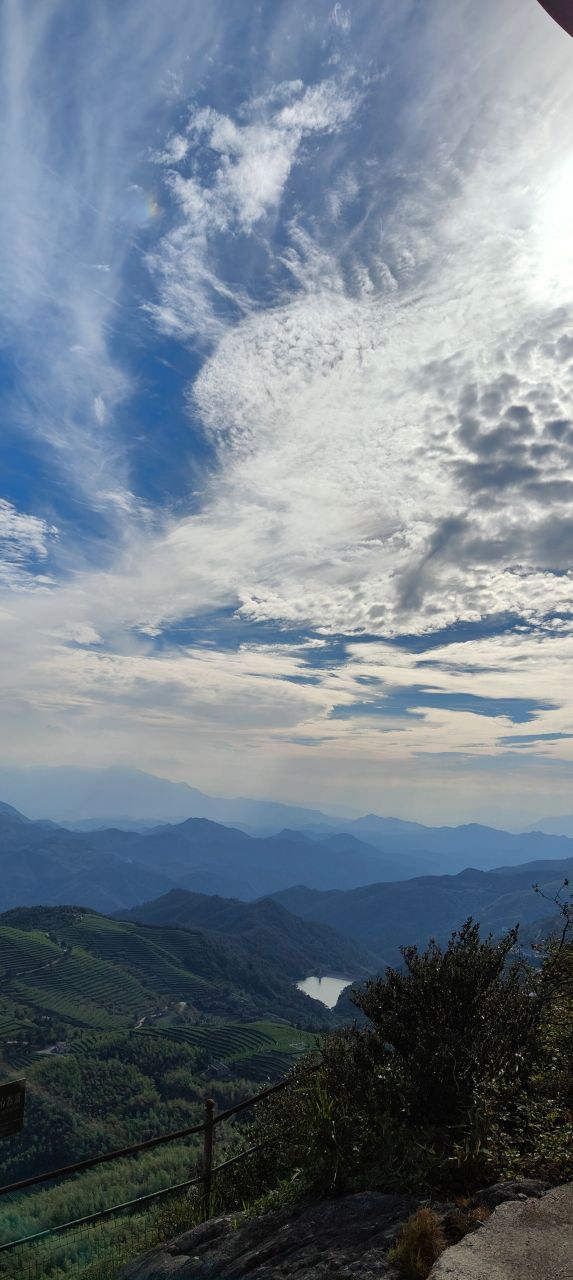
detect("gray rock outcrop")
(429, 1182), (573, 1280)
(119, 1182), (572, 1280)
(119, 1191), (412, 1278)
(468, 1179), (551, 1210)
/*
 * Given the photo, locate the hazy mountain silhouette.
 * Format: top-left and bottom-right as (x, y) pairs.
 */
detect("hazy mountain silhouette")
(0, 805), (383, 912)
(270, 855), (573, 965)
(525, 814), (573, 838)
(2, 793), (573, 915)
(0, 766), (337, 828)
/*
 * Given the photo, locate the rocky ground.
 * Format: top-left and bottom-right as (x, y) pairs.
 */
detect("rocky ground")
(119, 1182), (570, 1279)
(121, 1192), (414, 1278)
(429, 1182), (573, 1279)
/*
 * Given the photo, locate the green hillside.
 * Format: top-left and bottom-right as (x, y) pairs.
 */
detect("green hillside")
(0, 905), (326, 1279)
(0, 905), (326, 1118)
(119, 888), (376, 976)
(0, 905), (329, 1187)
(0, 924), (62, 975)
(0, 906), (337, 1035)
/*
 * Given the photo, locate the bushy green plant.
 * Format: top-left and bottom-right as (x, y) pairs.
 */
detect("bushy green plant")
(355, 920), (537, 1128)
(220, 920), (573, 1209)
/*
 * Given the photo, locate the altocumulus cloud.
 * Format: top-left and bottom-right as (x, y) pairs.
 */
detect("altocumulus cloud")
(0, 0), (572, 825)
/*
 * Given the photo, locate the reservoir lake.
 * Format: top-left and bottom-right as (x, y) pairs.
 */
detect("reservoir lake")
(296, 975), (351, 1008)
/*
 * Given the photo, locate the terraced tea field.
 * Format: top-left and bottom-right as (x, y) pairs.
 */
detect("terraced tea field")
(0, 904), (325, 1280)
(20, 948), (153, 1014)
(44, 915), (234, 1004)
(0, 909), (326, 1094)
(0, 1012), (29, 1038)
(68, 1031), (107, 1057)
(226, 1020), (318, 1079)
(5, 981), (129, 1029)
(138, 1021), (273, 1056)
(232, 1049), (299, 1081)
(0, 928), (61, 977)
(136, 1019), (317, 1079)
(3, 947), (155, 1030)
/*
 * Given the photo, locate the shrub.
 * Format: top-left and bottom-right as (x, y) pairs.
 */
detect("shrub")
(221, 921), (573, 1209)
(354, 920), (537, 1129)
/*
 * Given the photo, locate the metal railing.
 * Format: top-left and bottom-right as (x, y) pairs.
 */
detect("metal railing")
(0, 1067), (315, 1273)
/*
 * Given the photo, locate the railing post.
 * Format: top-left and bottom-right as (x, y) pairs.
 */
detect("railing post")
(202, 1097), (215, 1220)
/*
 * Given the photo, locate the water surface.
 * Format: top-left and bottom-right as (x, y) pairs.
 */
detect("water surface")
(296, 974), (351, 1008)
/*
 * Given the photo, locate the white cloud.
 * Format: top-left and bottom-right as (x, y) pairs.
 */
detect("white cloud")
(275, 80), (358, 131)
(171, 2), (573, 644)
(93, 395), (106, 426)
(0, 500), (56, 589)
(330, 5), (352, 35)
(147, 75), (362, 341)
(0, 0), (224, 515)
(0, 500), (53, 558)
(2, 0), (573, 822)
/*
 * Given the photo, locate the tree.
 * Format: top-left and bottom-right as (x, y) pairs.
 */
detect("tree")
(224, 919), (567, 1203)
(353, 919), (538, 1128)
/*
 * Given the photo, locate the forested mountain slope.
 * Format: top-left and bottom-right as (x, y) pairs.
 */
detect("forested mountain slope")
(0, 905), (331, 1187)
(118, 888), (376, 976)
(270, 855), (573, 964)
(0, 905), (338, 1030)
(0, 905), (325, 1277)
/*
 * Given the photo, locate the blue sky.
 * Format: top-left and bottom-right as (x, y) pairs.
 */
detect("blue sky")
(1, 0), (573, 826)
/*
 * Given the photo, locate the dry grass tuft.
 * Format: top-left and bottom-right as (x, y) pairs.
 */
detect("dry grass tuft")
(444, 1203), (491, 1243)
(388, 1206), (447, 1279)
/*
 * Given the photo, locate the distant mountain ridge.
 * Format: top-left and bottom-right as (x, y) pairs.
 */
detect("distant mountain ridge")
(319, 814), (573, 872)
(526, 814), (573, 838)
(2, 789), (573, 915)
(84, 817), (388, 900)
(0, 804), (387, 913)
(269, 855), (573, 966)
(0, 766), (339, 829)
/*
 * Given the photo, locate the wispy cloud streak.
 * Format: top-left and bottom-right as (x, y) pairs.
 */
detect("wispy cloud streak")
(0, 0), (572, 821)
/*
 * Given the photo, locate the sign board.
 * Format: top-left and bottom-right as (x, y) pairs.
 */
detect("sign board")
(0, 1079), (25, 1139)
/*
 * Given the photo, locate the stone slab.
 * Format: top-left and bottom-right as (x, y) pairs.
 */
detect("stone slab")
(430, 1182), (573, 1280)
(119, 1192), (411, 1279)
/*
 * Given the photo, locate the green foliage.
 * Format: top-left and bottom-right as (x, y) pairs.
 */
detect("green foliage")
(0, 904), (332, 1277)
(355, 920), (537, 1129)
(0, 1032), (204, 1185)
(2, 908), (571, 1277)
(0, 925), (62, 976)
(0, 1000), (319, 1276)
(221, 922), (573, 1209)
(483, 932), (573, 1184)
(0, 1186), (203, 1280)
